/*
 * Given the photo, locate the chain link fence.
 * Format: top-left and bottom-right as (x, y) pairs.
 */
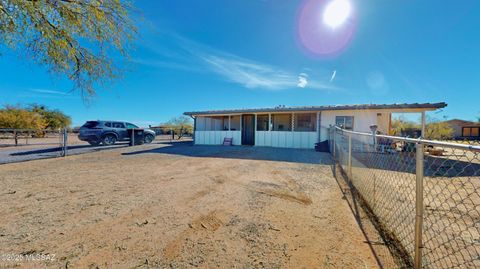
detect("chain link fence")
(330, 126), (480, 268)
(0, 129), (191, 164)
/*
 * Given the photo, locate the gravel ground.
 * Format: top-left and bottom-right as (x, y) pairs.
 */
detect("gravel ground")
(0, 142), (382, 268)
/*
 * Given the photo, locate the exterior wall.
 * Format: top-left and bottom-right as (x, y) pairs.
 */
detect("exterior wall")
(450, 123), (464, 138)
(377, 112), (390, 134)
(320, 110), (390, 141)
(255, 131), (317, 149)
(194, 131), (241, 146)
(445, 120), (472, 138)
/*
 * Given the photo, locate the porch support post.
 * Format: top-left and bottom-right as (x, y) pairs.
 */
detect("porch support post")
(291, 113), (295, 132)
(421, 111), (426, 138)
(240, 115), (242, 131)
(193, 116), (197, 143)
(268, 113), (272, 131)
(228, 115), (231, 131)
(317, 111), (321, 142)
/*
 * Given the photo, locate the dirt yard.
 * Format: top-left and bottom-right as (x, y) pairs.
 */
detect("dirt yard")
(0, 142), (381, 268)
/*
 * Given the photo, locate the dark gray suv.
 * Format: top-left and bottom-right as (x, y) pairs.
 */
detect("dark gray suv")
(78, 121), (156, 146)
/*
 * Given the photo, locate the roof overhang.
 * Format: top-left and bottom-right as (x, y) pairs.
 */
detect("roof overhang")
(184, 102), (447, 116)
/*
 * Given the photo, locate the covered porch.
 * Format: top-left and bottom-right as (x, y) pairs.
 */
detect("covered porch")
(193, 112), (320, 149)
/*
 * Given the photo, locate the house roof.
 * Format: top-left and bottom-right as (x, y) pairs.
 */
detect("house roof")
(445, 119), (480, 127)
(184, 102), (447, 116)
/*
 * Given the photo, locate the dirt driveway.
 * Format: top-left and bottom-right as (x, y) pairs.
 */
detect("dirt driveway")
(0, 142), (379, 268)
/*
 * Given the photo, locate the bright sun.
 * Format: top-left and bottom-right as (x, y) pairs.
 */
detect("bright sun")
(323, 0), (352, 29)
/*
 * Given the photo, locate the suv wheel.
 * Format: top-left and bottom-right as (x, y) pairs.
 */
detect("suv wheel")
(144, 134), (154, 144)
(102, 134), (117, 146)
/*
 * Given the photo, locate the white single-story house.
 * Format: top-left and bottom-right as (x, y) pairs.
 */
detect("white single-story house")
(184, 102), (447, 149)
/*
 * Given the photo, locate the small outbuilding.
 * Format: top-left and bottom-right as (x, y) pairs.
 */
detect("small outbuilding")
(184, 102), (447, 149)
(444, 119), (480, 140)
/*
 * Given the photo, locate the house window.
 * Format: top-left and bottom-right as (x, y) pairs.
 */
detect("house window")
(208, 116), (223, 131)
(472, 128), (480, 137)
(257, 114), (269, 131)
(463, 127), (480, 137)
(230, 116), (241, 131)
(294, 113), (317, 132)
(196, 117), (206, 131)
(195, 116), (227, 131)
(221, 116), (229, 131)
(272, 114), (292, 131)
(336, 116), (354, 130)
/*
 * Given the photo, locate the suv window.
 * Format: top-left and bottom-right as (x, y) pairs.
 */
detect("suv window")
(112, 122), (126, 128)
(82, 121), (99, 128)
(104, 122), (112, 127)
(126, 123), (138, 129)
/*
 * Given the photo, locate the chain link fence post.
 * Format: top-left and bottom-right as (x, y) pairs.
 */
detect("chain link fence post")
(59, 129), (63, 157)
(414, 141), (425, 269)
(332, 127), (336, 160)
(14, 129), (18, 146)
(348, 132), (352, 179)
(63, 128), (68, 157)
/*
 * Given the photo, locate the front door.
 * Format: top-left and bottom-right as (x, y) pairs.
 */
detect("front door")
(242, 114), (255, 145)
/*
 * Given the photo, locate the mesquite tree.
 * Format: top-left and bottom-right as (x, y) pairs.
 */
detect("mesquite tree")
(0, 0), (137, 97)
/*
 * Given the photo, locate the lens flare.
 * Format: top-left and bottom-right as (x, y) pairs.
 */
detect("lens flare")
(323, 0), (352, 29)
(297, 0), (357, 57)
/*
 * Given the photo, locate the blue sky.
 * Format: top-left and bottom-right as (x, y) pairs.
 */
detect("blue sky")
(1, 0), (479, 127)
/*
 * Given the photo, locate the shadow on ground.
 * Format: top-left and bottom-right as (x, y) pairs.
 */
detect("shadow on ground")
(123, 141), (333, 165)
(9, 143), (129, 156)
(330, 164), (407, 268)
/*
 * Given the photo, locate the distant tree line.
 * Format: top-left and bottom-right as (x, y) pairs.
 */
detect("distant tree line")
(390, 116), (454, 140)
(0, 104), (71, 130)
(152, 116), (193, 139)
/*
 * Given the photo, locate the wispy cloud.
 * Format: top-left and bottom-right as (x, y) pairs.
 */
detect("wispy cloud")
(30, 88), (69, 95)
(135, 34), (339, 91)
(297, 73), (309, 88)
(16, 88), (78, 99)
(200, 54), (300, 90)
(330, 70), (337, 82)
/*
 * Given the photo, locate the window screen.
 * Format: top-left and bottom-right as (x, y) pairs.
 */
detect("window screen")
(294, 113), (316, 132)
(230, 116), (241, 131)
(257, 114), (269, 131)
(335, 116), (354, 130)
(272, 114), (292, 131)
(472, 128), (480, 137)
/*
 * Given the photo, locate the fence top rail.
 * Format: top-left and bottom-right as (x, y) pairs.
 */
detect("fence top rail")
(0, 128), (63, 132)
(333, 126), (480, 152)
